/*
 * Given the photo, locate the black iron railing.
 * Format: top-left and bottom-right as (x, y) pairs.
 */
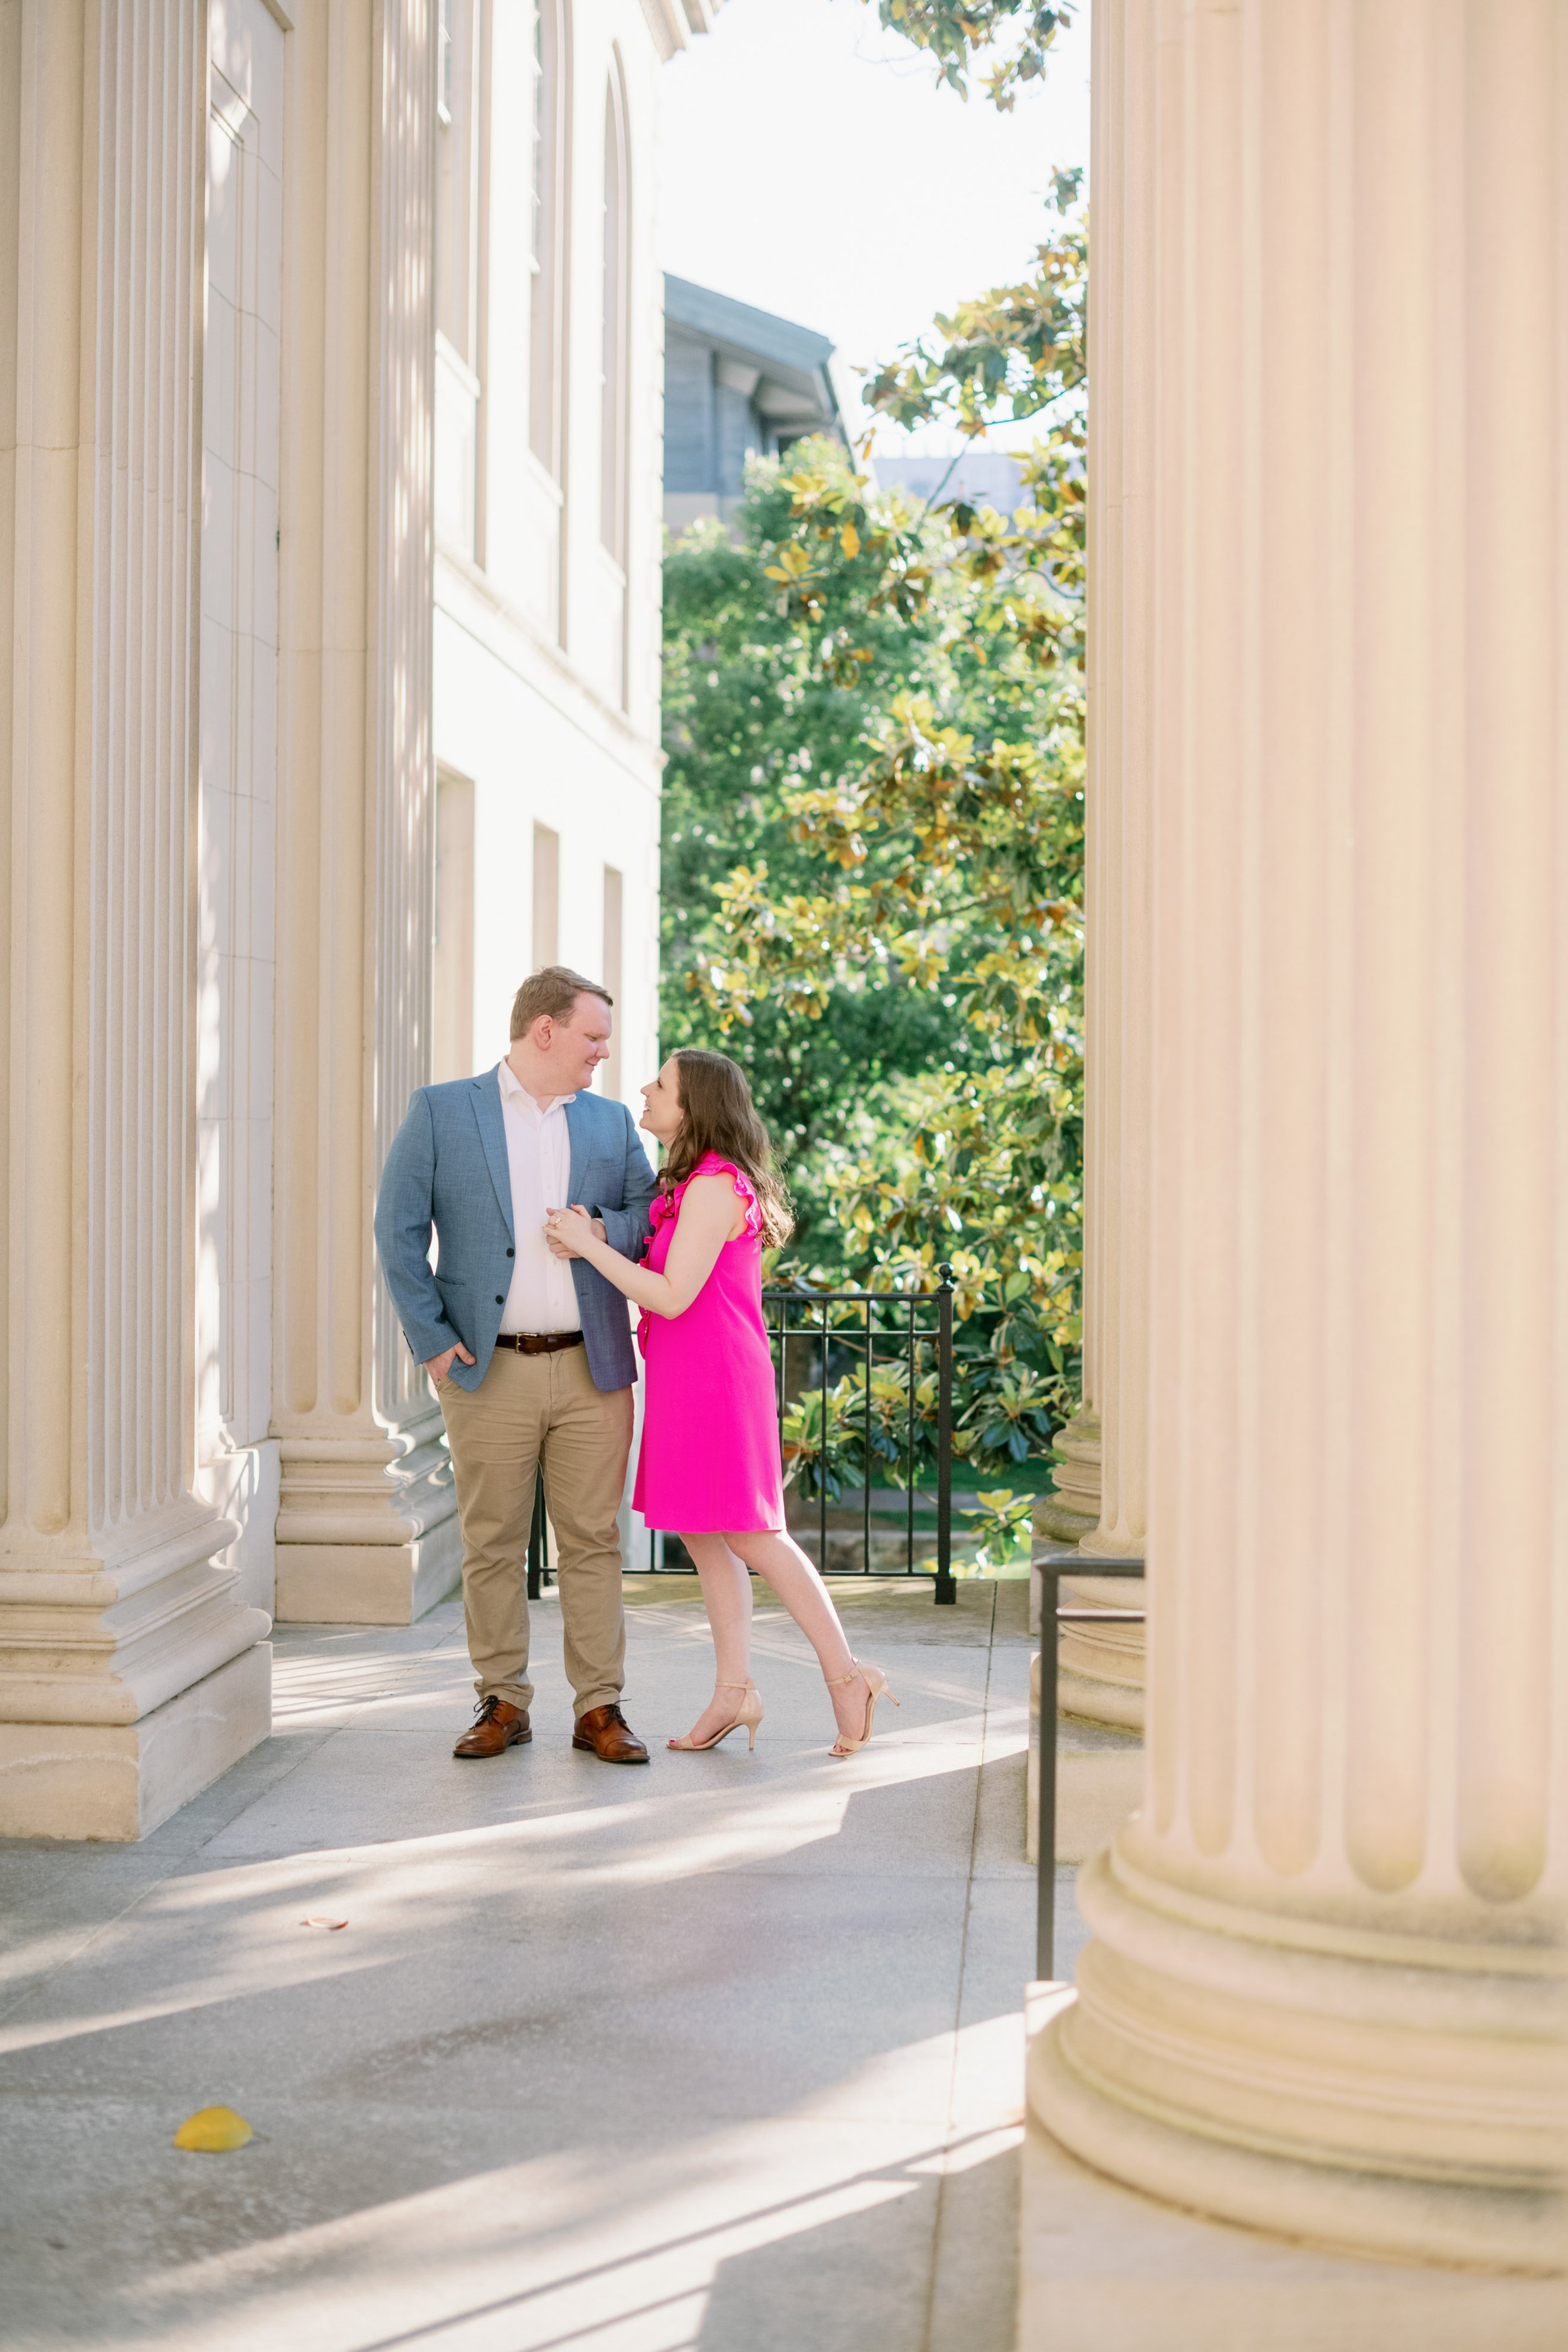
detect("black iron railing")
(640, 1266), (956, 1605)
(526, 1467), (551, 1601)
(1033, 1548), (1147, 1977)
(526, 1268), (958, 1606)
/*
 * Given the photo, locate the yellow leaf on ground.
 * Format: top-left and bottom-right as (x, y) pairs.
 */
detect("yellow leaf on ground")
(300, 1916), (348, 1930)
(173, 2106), (253, 2153)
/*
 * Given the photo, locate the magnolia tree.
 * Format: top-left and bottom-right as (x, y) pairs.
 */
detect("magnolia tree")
(873, 0), (1078, 109)
(661, 173), (1088, 1549)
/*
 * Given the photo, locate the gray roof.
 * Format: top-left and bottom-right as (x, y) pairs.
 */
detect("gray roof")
(664, 276), (835, 377)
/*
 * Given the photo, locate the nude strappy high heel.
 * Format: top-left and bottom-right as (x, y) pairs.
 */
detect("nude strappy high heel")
(827, 1660), (899, 1756)
(667, 1680), (764, 1752)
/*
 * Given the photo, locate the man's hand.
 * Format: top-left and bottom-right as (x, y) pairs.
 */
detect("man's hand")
(544, 1204), (605, 1259)
(425, 1340), (477, 1385)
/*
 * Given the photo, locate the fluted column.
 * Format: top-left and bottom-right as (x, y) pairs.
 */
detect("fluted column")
(1032, 0), (1567, 2270)
(1037, 0), (1152, 1732)
(271, 0), (459, 1624)
(0, 0), (270, 1837)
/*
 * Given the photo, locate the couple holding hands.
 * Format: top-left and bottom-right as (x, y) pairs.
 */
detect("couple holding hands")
(375, 966), (896, 1765)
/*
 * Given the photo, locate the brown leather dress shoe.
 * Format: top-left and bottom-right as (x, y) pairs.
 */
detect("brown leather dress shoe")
(571, 1702), (649, 1764)
(453, 1697), (531, 1758)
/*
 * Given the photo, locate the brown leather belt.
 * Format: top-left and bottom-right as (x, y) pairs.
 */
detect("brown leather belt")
(494, 1330), (584, 1355)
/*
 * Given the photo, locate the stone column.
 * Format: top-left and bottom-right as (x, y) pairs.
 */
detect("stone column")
(1036, 0), (1151, 1731)
(271, 0), (460, 1624)
(0, 0), (270, 1836)
(1033, 0), (1567, 2270)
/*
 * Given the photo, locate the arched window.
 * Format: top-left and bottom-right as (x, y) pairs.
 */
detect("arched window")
(600, 56), (631, 572)
(435, 0), (479, 362)
(529, 0), (566, 478)
(434, 0), (484, 558)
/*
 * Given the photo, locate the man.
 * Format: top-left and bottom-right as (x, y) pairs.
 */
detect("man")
(375, 967), (659, 1762)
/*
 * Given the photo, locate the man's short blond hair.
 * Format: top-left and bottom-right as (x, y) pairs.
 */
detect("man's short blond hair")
(509, 965), (613, 1041)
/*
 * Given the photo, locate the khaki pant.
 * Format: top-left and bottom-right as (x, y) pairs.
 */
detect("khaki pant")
(437, 1345), (633, 1719)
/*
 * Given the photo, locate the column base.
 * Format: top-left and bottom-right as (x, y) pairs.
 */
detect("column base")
(274, 1410), (462, 1624)
(273, 1517), (462, 1625)
(196, 1438), (280, 1614)
(0, 1641), (272, 1841)
(1057, 1667), (1144, 1730)
(1035, 1407), (1103, 1545)
(1059, 1571), (1146, 1731)
(1031, 1554), (1147, 1729)
(1035, 1500), (1101, 1545)
(1030, 1843), (1567, 2274)
(1019, 2008), (1568, 2347)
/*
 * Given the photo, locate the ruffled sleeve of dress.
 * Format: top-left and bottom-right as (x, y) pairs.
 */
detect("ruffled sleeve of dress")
(649, 1155), (764, 1240)
(637, 1157), (763, 1359)
(689, 1153), (765, 1239)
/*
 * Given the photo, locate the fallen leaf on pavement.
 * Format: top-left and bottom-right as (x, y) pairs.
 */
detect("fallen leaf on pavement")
(174, 2106), (253, 2153)
(300, 1916), (348, 1930)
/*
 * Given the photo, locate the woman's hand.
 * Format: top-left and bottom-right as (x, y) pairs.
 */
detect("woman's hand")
(541, 1175), (741, 1320)
(544, 1204), (605, 1260)
(545, 1205), (601, 1260)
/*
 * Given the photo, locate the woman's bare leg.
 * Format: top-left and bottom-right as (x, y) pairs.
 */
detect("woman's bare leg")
(725, 1528), (873, 1744)
(676, 1531), (756, 1745)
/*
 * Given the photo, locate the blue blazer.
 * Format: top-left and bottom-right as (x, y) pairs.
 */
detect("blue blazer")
(374, 1067), (658, 1394)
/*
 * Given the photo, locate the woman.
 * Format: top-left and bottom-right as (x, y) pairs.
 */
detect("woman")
(545, 1049), (896, 1756)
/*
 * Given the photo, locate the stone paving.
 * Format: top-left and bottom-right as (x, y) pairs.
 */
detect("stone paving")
(0, 1574), (1071, 2352)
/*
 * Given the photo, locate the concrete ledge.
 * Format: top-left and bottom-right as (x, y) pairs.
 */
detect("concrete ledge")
(274, 1517), (464, 1626)
(0, 1641), (272, 1841)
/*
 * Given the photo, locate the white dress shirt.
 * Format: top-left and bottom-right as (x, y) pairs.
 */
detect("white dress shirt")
(496, 1057), (581, 1334)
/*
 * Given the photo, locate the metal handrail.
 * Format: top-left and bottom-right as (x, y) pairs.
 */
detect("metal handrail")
(1034, 1549), (1147, 1976)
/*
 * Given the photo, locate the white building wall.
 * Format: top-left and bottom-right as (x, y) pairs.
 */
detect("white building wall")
(432, 599), (660, 1092)
(432, 0), (668, 1118)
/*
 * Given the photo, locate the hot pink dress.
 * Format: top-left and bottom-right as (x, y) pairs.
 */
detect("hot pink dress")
(632, 1153), (786, 1534)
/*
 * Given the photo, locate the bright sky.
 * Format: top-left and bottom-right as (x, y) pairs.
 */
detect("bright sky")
(656, 0), (1091, 455)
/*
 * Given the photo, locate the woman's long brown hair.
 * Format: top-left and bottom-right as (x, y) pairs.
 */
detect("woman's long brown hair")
(663, 1049), (793, 1248)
